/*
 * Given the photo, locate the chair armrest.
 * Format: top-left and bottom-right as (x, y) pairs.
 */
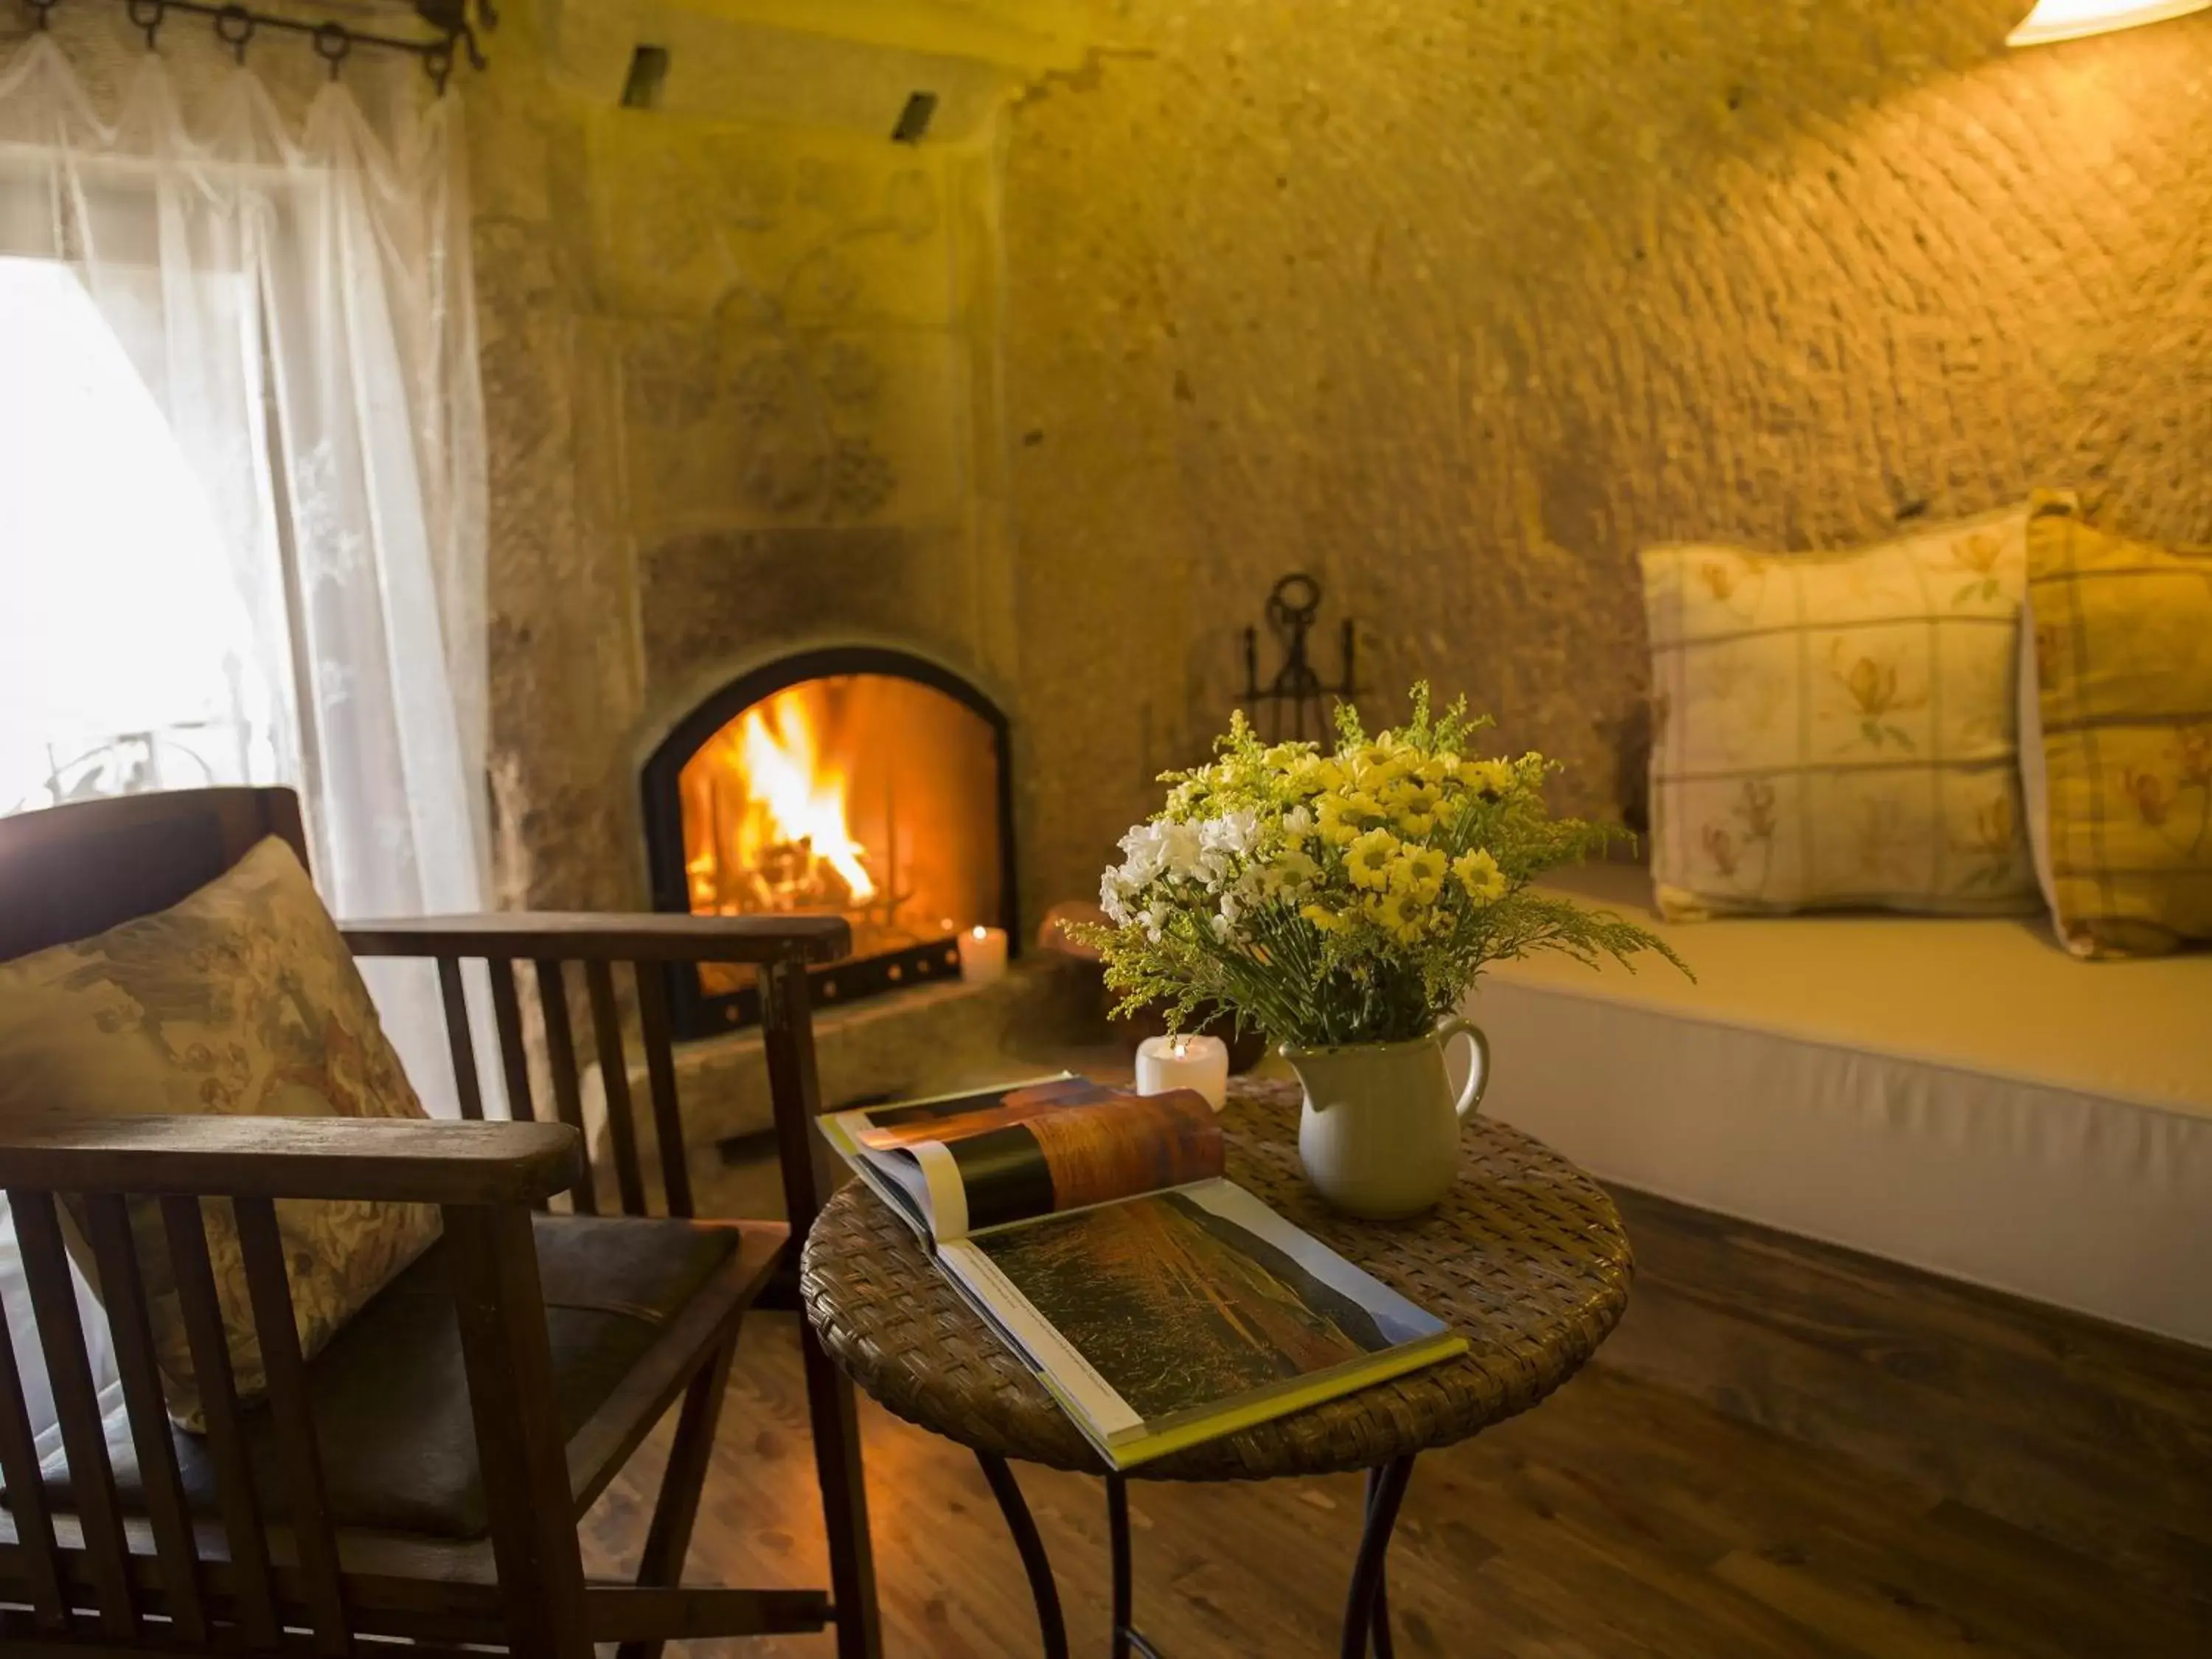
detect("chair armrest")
(0, 1116), (580, 1206)
(339, 911), (852, 965)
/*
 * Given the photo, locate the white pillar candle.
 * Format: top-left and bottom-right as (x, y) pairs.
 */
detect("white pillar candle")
(1134, 1034), (1230, 1112)
(956, 924), (1009, 984)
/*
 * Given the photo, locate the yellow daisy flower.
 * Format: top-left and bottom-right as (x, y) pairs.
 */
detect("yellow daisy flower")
(1392, 846), (1448, 899)
(1464, 759), (1516, 798)
(1346, 827), (1402, 891)
(1453, 847), (1509, 904)
(1355, 748), (1408, 792)
(1316, 793), (1376, 846)
(1390, 778), (1444, 838)
(1366, 886), (1430, 945)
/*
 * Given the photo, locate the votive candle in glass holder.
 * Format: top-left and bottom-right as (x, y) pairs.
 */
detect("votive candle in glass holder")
(1134, 1033), (1230, 1111)
(956, 924), (1009, 984)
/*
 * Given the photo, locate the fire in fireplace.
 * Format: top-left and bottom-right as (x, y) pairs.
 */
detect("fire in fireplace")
(641, 647), (1015, 1035)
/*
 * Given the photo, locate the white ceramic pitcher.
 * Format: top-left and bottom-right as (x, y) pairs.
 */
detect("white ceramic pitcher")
(1282, 1018), (1490, 1219)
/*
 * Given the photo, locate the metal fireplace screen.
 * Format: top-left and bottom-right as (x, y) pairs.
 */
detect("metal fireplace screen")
(641, 647), (1015, 1037)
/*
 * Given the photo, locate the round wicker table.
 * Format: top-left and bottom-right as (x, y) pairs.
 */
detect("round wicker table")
(801, 1076), (1632, 1658)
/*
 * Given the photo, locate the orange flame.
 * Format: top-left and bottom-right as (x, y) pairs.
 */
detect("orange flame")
(700, 688), (876, 905)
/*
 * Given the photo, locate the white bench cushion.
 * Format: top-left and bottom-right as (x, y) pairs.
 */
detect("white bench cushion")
(1470, 863), (2212, 1344)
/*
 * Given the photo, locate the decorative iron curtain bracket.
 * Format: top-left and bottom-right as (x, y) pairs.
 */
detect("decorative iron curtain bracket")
(19, 0), (496, 92)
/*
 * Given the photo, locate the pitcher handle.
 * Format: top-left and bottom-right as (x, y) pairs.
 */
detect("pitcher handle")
(1436, 1016), (1490, 1122)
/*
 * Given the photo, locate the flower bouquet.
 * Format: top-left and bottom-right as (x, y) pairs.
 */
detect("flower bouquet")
(1076, 686), (1683, 1216)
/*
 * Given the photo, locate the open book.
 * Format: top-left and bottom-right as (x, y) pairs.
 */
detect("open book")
(818, 1076), (1466, 1470)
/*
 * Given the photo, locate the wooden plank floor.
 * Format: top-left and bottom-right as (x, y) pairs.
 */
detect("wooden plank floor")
(583, 1186), (2212, 1657)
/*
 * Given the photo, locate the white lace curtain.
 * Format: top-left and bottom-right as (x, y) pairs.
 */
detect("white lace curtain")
(0, 29), (487, 906)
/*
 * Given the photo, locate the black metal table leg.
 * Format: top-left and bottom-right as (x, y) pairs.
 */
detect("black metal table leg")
(1110, 1474), (1134, 1659)
(1105, 1475), (1171, 1658)
(979, 1453), (1411, 1658)
(1340, 1455), (1415, 1659)
(976, 1451), (1070, 1659)
(1362, 1463), (1399, 1659)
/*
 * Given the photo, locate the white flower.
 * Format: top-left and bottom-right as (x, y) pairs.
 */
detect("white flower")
(1158, 821), (1204, 881)
(1283, 804), (1313, 839)
(1196, 849), (1238, 891)
(1116, 821), (1169, 887)
(1200, 810), (1260, 857)
(1262, 846), (1321, 900)
(1099, 870), (1132, 924)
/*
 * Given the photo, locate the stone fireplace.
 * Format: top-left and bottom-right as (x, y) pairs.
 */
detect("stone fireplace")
(640, 646), (1016, 1037)
(457, 13), (1082, 1198)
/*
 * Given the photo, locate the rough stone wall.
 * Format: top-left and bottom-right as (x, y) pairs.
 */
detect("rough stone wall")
(1000, 1), (2212, 917)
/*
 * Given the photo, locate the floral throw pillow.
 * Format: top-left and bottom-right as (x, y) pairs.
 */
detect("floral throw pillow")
(0, 837), (441, 1430)
(2020, 497), (2212, 958)
(1641, 501), (2050, 920)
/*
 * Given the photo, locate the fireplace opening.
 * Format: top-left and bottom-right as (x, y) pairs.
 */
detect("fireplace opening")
(641, 647), (1015, 1037)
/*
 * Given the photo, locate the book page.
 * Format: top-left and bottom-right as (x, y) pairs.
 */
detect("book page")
(849, 1076), (1105, 1146)
(832, 1077), (1225, 1239)
(942, 1180), (1458, 1467)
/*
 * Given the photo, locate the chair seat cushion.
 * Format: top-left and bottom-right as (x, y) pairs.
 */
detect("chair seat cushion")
(32, 1213), (778, 1540)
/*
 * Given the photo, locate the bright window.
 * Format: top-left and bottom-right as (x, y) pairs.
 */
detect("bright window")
(0, 255), (280, 817)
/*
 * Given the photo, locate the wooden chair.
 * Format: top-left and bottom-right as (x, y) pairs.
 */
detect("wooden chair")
(0, 787), (882, 1657)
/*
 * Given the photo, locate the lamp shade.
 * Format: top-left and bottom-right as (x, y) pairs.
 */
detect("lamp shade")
(2008, 0), (2211, 44)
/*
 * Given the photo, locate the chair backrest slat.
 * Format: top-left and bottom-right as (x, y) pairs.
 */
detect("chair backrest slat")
(158, 1197), (282, 1649)
(633, 963), (694, 1218)
(532, 960), (597, 1215)
(0, 1243), (70, 1633)
(434, 957), (486, 1121)
(584, 960), (648, 1216)
(0, 787), (308, 964)
(7, 1189), (139, 1638)
(487, 959), (538, 1127)
(80, 1196), (208, 1645)
(231, 1198), (350, 1655)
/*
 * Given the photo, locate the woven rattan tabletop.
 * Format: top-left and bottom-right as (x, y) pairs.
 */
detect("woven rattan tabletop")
(799, 1076), (1632, 1481)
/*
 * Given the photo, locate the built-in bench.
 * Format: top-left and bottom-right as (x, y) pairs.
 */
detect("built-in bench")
(1470, 863), (2212, 1346)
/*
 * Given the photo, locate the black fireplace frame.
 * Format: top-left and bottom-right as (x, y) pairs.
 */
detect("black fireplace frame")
(640, 644), (1020, 1039)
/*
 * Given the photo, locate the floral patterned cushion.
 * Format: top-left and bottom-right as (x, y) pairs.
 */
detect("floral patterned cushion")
(2020, 498), (2212, 959)
(0, 837), (440, 1430)
(1641, 501), (2048, 920)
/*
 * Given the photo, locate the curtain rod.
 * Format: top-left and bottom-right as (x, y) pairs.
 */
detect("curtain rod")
(18, 0), (496, 92)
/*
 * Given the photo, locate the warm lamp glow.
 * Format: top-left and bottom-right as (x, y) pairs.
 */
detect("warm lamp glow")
(2008, 0), (2211, 45)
